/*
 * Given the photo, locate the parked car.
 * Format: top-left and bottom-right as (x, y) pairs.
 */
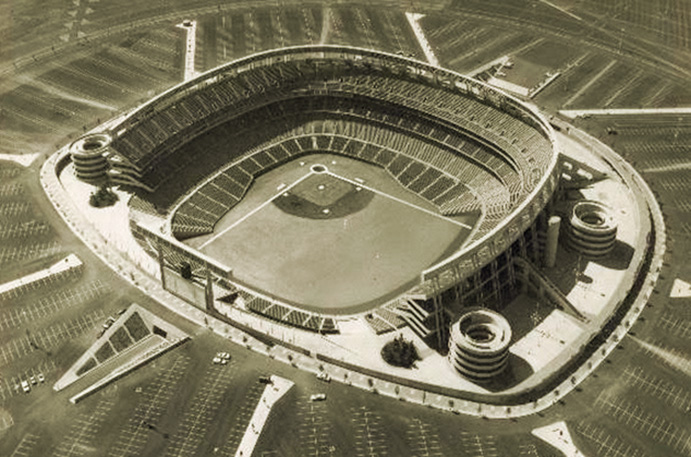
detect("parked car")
(102, 317), (116, 330)
(310, 393), (326, 402)
(316, 372), (331, 382)
(21, 380), (30, 393)
(37, 373), (45, 383)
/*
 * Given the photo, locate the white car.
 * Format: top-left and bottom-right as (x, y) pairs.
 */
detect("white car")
(217, 352), (231, 360)
(212, 356), (222, 365)
(316, 372), (331, 382)
(310, 393), (326, 402)
(30, 376), (37, 385)
(37, 373), (45, 383)
(21, 380), (30, 393)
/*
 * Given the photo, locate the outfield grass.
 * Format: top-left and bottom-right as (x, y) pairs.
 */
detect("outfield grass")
(194, 157), (476, 313)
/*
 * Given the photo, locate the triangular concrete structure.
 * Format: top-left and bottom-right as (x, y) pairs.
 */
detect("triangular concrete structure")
(670, 278), (691, 298)
(532, 421), (587, 456)
(54, 303), (190, 398)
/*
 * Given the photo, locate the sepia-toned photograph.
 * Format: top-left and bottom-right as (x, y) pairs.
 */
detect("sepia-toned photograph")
(0, 0), (689, 455)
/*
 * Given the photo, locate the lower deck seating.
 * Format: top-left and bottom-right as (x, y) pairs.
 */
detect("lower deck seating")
(245, 295), (340, 334)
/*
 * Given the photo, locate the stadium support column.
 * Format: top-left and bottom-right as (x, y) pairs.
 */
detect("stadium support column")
(157, 243), (166, 290)
(431, 277), (444, 350)
(204, 263), (214, 312)
(545, 216), (561, 267)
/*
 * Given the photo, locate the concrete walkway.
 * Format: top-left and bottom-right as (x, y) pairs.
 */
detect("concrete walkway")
(0, 254), (81, 299)
(406, 13), (439, 67)
(0, 153), (41, 167)
(235, 375), (293, 457)
(560, 107), (691, 118)
(532, 421), (586, 457)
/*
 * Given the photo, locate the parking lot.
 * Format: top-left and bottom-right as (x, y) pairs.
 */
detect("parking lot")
(622, 366), (691, 413)
(107, 355), (191, 457)
(0, 240), (62, 266)
(51, 399), (115, 457)
(0, 310), (105, 368)
(595, 393), (691, 455)
(219, 381), (264, 457)
(9, 433), (39, 457)
(0, 280), (109, 332)
(405, 418), (443, 457)
(295, 396), (334, 457)
(575, 422), (646, 457)
(162, 362), (235, 457)
(351, 406), (389, 457)
(0, 360), (55, 400)
(0, 201), (31, 218)
(459, 431), (499, 457)
(658, 313), (691, 339)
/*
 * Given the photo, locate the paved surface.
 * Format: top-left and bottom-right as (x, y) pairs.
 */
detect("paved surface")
(0, 254), (81, 298)
(234, 375), (294, 457)
(38, 113), (666, 418)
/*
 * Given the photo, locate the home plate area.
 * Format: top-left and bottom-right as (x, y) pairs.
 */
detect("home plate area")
(274, 167), (374, 220)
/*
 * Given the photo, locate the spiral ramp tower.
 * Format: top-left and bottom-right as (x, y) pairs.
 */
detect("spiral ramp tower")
(448, 308), (512, 382)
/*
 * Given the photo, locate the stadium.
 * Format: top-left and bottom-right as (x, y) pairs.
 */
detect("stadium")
(4, 1), (683, 454)
(67, 45), (560, 358)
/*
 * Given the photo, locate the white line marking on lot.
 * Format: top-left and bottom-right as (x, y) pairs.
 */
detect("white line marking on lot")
(563, 60), (618, 108)
(17, 75), (116, 111)
(536, 0), (582, 21)
(199, 172), (315, 249)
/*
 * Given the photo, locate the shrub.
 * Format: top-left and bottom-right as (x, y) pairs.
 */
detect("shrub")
(89, 185), (118, 208)
(381, 334), (420, 369)
(180, 262), (192, 279)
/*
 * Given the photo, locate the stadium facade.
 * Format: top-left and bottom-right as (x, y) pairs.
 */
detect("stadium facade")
(70, 45), (561, 356)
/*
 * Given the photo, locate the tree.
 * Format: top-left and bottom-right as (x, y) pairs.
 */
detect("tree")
(89, 185), (118, 208)
(381, 334), (420, 369)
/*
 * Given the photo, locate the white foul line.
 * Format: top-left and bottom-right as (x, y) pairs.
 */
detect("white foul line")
(199, 172), (316, 249)
(326, 172), (473, 229)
